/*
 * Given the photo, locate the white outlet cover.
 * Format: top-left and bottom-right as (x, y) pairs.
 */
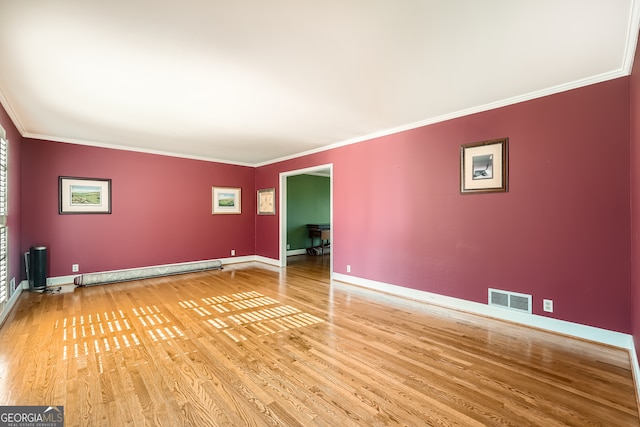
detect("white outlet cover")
(543, 299), (553, 312)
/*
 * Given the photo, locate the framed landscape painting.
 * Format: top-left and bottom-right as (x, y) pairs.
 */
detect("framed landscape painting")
(460, 138), (509, 194)
(212, 187), (241, 214)
(59, 176), (112, 214)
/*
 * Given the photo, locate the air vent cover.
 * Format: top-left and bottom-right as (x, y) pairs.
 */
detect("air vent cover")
(488, 288), (532, 314)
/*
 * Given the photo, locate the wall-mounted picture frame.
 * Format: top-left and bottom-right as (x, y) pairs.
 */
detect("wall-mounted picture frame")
(257, 188), (276, 215)
(212, 186), (241, 214)
(59, 176), (112, 214)
(460, 138), (509, 194)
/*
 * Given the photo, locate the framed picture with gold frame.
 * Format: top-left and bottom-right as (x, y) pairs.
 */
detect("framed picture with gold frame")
(257, 188), (275, 215)
(460, 138), (508, 194)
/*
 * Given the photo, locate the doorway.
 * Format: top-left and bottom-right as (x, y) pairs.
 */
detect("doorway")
(279, 164), (333, 277)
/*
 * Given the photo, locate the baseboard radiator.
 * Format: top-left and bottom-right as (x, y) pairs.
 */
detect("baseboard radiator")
(74, 260), (223, 287)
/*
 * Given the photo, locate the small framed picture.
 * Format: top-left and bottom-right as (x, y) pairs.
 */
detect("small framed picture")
(257, 188), (276, 215)
(460, 138), (508, 194)
(59, 176), (112, 214)
(212, 187), (241, 214)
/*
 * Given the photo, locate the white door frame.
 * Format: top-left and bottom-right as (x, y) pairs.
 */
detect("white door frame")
(279, 163), (333, 276)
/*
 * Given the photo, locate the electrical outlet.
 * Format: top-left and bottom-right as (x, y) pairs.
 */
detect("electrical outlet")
(231, 249), (235, 256)
(543, 299), (553, 313)
(346, 265), (351, 273)
(72, 264), (79, 272)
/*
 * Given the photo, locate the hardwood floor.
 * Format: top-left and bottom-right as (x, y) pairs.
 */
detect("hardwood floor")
(0, 255), (638, 426)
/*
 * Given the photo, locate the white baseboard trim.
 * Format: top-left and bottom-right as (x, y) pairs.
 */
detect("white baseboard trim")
(333, 272), (640, 402)
(630, 341), (640, 407)
(254, 256), (281, 267)
(333, 273), (633, 348)
(0, 280), (24, 327)
(287, 249), (308, 256)
(219, 255), (256, 265)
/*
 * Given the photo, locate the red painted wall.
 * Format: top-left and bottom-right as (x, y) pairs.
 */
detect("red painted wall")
(257, 78), (631, 333)
(0, 104), (22, 291)
(630, 33), (640, 357)
(21, 139), (255, 277)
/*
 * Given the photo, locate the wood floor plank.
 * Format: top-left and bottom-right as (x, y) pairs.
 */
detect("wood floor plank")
(0, 255), (638, 426)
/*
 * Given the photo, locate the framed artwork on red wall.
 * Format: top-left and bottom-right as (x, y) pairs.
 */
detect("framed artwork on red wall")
(212, 186), (241, 214)
(257, 188), (275, 215)
(59, 176), (112, 214)
(460, 138), (509, 194)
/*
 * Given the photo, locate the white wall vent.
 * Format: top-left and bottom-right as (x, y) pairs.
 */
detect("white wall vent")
(488, 288), (532, 314)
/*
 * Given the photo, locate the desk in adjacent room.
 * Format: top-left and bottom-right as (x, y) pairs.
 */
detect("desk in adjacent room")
(307, 224), (330, 259)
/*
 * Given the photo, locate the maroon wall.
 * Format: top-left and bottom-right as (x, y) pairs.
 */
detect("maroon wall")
(21, 139), (255, 277)
(0, 104), (22, 290)
(257, 77), (631, 333)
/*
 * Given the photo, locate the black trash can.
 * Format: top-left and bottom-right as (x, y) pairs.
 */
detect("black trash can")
(29, 246), (47, 290)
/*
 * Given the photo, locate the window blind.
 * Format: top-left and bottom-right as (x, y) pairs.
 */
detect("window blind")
(0, 137), (8, 303)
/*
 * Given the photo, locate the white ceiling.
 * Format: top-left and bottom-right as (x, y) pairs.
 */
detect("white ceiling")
(0, 1), (638, 166)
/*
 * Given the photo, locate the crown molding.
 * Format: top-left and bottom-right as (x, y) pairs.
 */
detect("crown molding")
(0, 90), (27, 136)
(22, 132), (256, 167)
(623, 0), (640, 74)
(256, 69), (628, 167)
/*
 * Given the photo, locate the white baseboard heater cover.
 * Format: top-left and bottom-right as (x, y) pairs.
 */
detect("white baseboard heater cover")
(488, 288), (532, 314)
(74, 260), (223, 287)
